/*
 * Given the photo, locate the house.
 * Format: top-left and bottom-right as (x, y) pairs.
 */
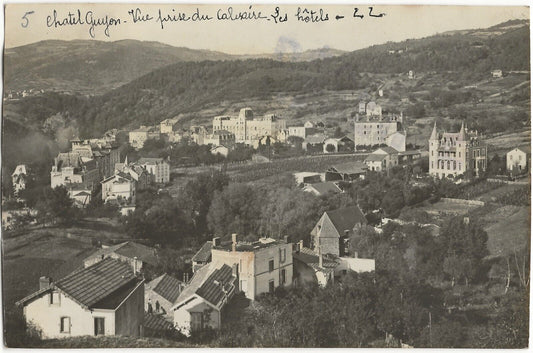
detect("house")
(386, 131), (406, 152)
(310, 206), (367, 257)
(365, 101), (382, 116)
(115, 159), (154, 190)
(364, 146), (399, 172)
(172, 262), (237, 336)
(353, 112), (404, 149)
(293, 172), (323, 185)
(136, 158), (170, 184)
(191, 241), (214, 273)
(288, 126), (315, 139)
(68, 188), (92, 208)
(101, 172), (136, 203)
(212, 108), (286, 145)
(83, 241), (158, 271)
(16, 258), (144, 339)
(303, 182), (342, 196)
(205, 234), (293, 300)
(71, 139), (121, 180)
(507, 146), (530, 175)
(302, 134), (327, 152)
(190, 126), (208, 145)
(429, 122), (487, 178)
(129, 126), (160, 149)
(204, 130), (236, 148)
(323, 136), (354, 153)
(408, 70), (415, 79)
(292, 245), (337, 287)
(293, 242), (375, 288)
(145, 274), (183, 319)
(50, 152), (100, 191)
(12, 164), (27, 195)
(491, 69), (503, 78)
(160, 118), (179, 135)
(326, 162), (367, 181)
(398, 150), (422, 165)
(211, 145), (230, 158)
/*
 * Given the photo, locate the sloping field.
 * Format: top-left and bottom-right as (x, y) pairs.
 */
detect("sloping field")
(482, 205), (530, 256)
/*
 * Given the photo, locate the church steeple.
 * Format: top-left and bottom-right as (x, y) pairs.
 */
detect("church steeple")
(429, 121), (438, 141)
(458, 121), (466, 141)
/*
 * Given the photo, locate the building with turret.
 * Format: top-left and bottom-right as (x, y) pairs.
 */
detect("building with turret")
(428, 122), (487, 178)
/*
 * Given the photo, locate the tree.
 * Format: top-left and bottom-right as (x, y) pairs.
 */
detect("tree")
(34, 186), (77, 225)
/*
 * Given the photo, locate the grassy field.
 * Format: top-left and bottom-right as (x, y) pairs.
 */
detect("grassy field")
(419, 199), (483, 217)
(2, 218), (128, 308)
(480, 205), (530, 257)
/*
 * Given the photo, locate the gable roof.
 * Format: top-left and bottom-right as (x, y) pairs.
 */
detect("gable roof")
(306, 182), (342, 195)
(85, 242), (158, 266)
(329, 162), (368, 175)
(17, 258), (142, 309)
(293, 247), (338, 274)
(192, 241), (213, 263)
(365, 154), (387, 162)
(323, 206), (367, 236)
(173, 263), (236, 310)
(375, 146), (398, 155)
(515, 146), (531, 155)
(149, 273), (183, 304)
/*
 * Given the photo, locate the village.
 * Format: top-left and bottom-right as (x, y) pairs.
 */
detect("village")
(3, 88), (531, 347)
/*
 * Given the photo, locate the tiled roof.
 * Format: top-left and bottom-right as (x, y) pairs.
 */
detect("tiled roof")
(377, 146), (399, 154)
(293, 247), (339, 271)
(192, 241), (213, 263)
(174, 263), (237, 309)
(213, 237), (285, 252)
(144, 313), (174, 332)
(365, 154), (387, 162)
(150, 274), (183, 304)
(196, 264), (236, 307)
(325, 206), (367, 235)
(17, 258), (142, 309)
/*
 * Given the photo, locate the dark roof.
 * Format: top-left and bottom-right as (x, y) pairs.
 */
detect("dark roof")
(150, 274), (183, 304)
(377, 146), (399, 154)
(85, 242), (158, 266)
(196, 264), (236, 307)
(325, 206), (367, 234)
(329, 161), (368, 175)
(399, 150), (422, 156)
(307, 182), (341, 195)
(293, 247), (338, 273)
(192, 241), (213, 263)
(174, 263), (237, 309)
(516, 146), (531, 155)
(144, 313), (174, 332)
(17, 258), (142, 309)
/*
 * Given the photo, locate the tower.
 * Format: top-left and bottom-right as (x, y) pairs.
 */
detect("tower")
(428, 122), (439, 176)
(456, 122), (467, 175)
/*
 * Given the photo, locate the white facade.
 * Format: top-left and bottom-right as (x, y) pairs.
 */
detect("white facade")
(129, 126), (160, 149)
(51, 167), (83, 188)
(136, 158), (170, 184)
(101, 174), (136, 202)
(12, 165), (27, 195)
(212, 108), (286, 145)
(386, 131), (406, 152)
(211, 238), (293, 300)
(507, 147), (529, 172)
(173, 297), (221, 337)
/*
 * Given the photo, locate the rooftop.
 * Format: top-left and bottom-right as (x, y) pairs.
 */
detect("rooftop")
(364, 154), (387, 162)
(17, 258), (142, 310)
(305, 182), (342, 195)
(192, 241), (213, 263)
(85, 242), (158, 266)
(212, 237), (287, 252)
(149, 273), (183, 304)
(324, 206), (367, 235)
(293, 247), (338, 274)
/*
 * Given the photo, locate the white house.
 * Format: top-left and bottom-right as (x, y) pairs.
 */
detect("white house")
(12, 164), (28, 195)
(129, 126), (160, 150)
(16, 258), (144, 339)
(211, 145), (230, 158)
(386, 131), (406, 152)
(101, 172), (136, 203)
(491, 69), (503, 78)
(68, 188), (92, 208)
(209, 234), (293, 300)
(364, 146), (399, 172)
(507, 146), (530, 174)
(172, 262), (237, 336)
(136, 158), (170, 184)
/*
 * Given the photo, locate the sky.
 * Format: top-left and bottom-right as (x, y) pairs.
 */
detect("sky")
(3, 2), (530, 54)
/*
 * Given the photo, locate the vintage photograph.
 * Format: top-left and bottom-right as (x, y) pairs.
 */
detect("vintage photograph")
(1, 3), (530, 348)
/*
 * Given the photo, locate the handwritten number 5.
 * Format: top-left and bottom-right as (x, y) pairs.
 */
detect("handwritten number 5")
(21, 11), (34, 28)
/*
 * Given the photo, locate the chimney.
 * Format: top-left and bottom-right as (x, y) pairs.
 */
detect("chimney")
(318, 248), (323, 268)
(212, 237), (221, 247)
(231, 264), (239, 279)
(283, 235), (289, 244)
(298, 240), (304, 252)
(39, 276), (51, 290)
(232, 233), (238, 252)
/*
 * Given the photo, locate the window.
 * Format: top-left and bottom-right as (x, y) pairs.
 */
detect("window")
(60, 317), (70, 333)
(50, 292), (60, 305)
(269, 280), (275, 293)
(281, 269), (286, 285)
(94, 317), (105, 336)
(280, 249), (286, 263)
(269, 259), (274, 272)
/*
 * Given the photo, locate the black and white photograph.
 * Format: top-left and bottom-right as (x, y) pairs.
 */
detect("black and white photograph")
(1, 2), (531, 348)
